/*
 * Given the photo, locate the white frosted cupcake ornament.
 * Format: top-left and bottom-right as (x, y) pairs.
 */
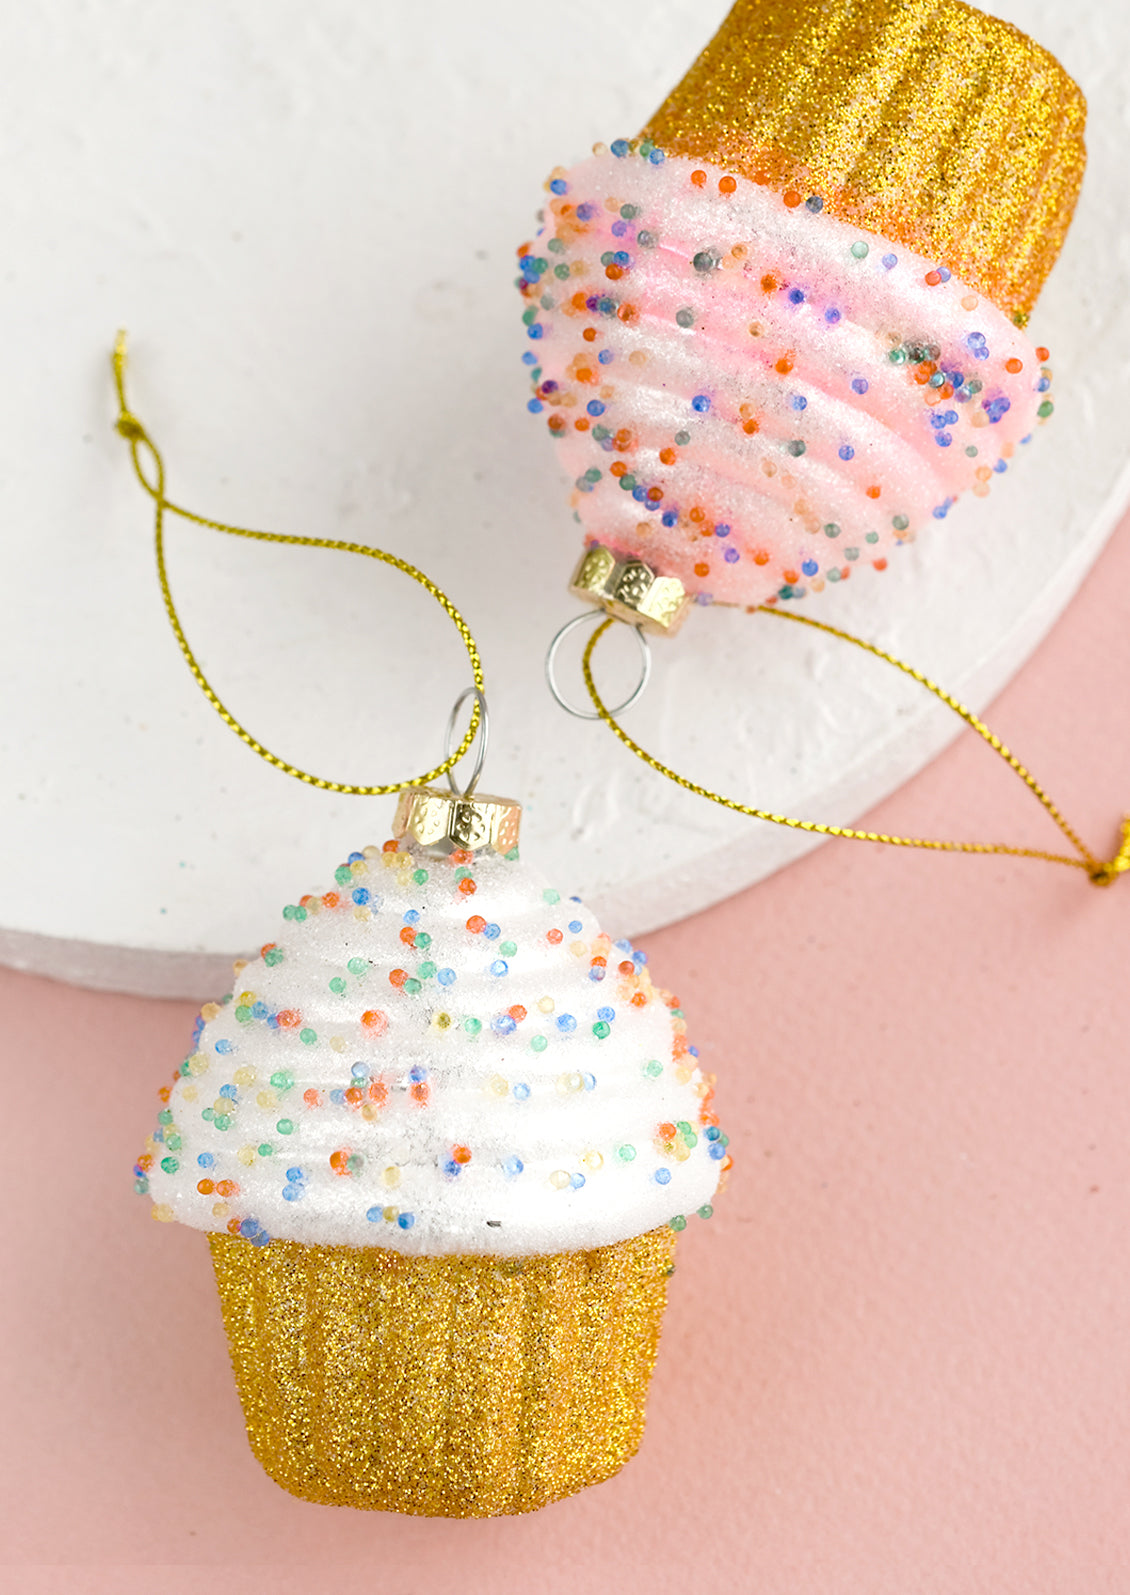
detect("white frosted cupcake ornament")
(136, 732), (728, 1515)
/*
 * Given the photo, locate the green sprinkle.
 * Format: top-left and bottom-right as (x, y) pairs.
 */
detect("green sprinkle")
(455, 868), (471, 883)
(674, 430), (691, 446)
(593, 1021), (610, 1039)
(464, 1017), (482, 1036)
(619, 474), (637, 491)
(522, 306), (536, 325)
(548, 237), (565, 253)
(683, 1131), (698, 1148)
(670, 1214), (687, 1232)
(282, 905), (296, 920)
(865, 532), (879, 544)
(413, 868), (429, 885)
(299, 1027), (317, 1045)
(531, 1035), (548, 1052)
(850, 240), (869, 258)
(543, 889), (561, 905)
(263, 949), (284, 966)
(620, 203), (638, 219)
(698, 1203), (714, 1220)
(786, 439), (806, 456)
(417, 962), (436, 980)
(553, 263), (569, 280)
(888, 347), (907, 364)
(276, 1118), (294, 1135)
(213, 1114), (231, 1131)
(965, 446), (979, 457)
(160, 1156), (179, 1174)
(500, 940), (517, 956)
(347, 957), (367, 976)
(234, 1004), (252, 1022)
(258, 1143), (273, 1157)
(166, 1134), (182, 1151)
(415, 932), (432, 951)
(824, 523), (841, 539)
(329, 977), (346, 995)
(346, 1154), (364, 1175)
(270, 1070), (294, 1092)
(294, 907), (307, 922)
(618, 1144), (637, 1162)
(505, 848), (520, 862)
(157, 1109), (173, 1125)
(1038, 400), (1054, 418)
(644, 1060), (663, 1079)
(404, 979), (422, 996)
(892, 514), (909, 530)
(201, 1107), (214, 1121)
(677, 1121), (692, 1137)
(334, 866), (352, 885)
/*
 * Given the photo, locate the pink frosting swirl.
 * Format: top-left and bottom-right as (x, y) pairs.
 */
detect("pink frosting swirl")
(520, 150), (1053, 605)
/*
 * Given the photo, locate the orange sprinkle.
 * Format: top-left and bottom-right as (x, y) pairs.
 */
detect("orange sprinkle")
(322, 892), (340, 909)
(227, 1217), (242, 1235)
(866, 485), (881, 499)
(630, 991), (648, 1007)
(614, 428), (634, 450)
(260, 943), (276, 958)
(276, 1009), (300, 1029)
(574, 418), (590, 431)
(571, 292), (587, 310)
(458, 878), (477, 896)
(605, 264), (623, 280)
(361, 1010), (388, 1034)
(138, 1154), (153, 1172)
(215, 1179), (238, 1198)
(575, 366), (594, 383)
(783, 190), (802, 208)
(509, 1005), (527, 1023)
(775, 355), (794, 375)
(410, 1082), (429, 1104)
(196, 1179), (215, 1195)
(924, 269), (942, 286)
(760, 273), (779, 293)
(345, 1087), (363, 1105)
(873, 558), (888, 571)
(399, 926), (416, 946)
(783, 568), (799, 584)
(369, 1082), (388, 1104)
(451, 849), (474, 865)
(618, 960), (634, 975)
(466, 915), (487, 933)
(617, 303), (637, 323)
(158, 1085), (171, 1103)
(743, 418), (760, 435)
(753, 550), (770, 566)
(591, 956), (607, 969)
(659, 1122), (677, 1140)
(691, 169), (707, 187)
(1005, 357), (1023, 373)
(389, 969), (408, 989)
(329, 1150), (349, 1173)
(547, 929), (563, 945)
(582, 327), (598, 342)
(689, 507), (705, 523)
(1036, 346), (1050, 362)
(719, 175), (737, 195)
(610, 461), (627, 477)
(452, 1145), (472, 1165)
(659, 447), (677, 465)
(382, 840), (399, 853)
(694, 562), (710, 578)
(647, 487), (663, 502)
(303, 1088), (324, 1107)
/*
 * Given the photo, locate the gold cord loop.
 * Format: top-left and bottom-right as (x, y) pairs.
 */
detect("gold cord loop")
(581, 613), (1125, 886)
(112, 333), (484, 796)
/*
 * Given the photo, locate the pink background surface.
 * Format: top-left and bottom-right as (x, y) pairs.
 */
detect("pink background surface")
(4, 512), (1130, 1592)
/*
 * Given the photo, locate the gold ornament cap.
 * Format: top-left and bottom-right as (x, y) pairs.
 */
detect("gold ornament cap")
(569, 545), (691, 636)
(393, 785), (522, 856)
(642, 0), (1086, 323)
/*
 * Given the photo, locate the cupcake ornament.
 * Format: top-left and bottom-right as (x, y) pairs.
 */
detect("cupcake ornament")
(520, 0), (1086, 627)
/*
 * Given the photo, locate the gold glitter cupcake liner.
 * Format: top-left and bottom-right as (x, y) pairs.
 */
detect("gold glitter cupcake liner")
(209, 1226), (677, 1515)
(643, 0), (1086, 321)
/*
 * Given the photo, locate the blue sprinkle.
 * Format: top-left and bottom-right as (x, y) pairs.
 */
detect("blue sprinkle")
(689, 1045), (699, 1057)
(805, 194), (824, 212)
(527, 324), (543, 340)
(576, 202), (597, 220)
(661, 511), (678, 527)
(493, 1015), (517, 1035)
(522, 351), (536, 366)
(714, 523), (731, 538)
(239, 1219), (260, 1239)
(611, 219), (628, 237)
(938, 267), (951, 282)
(993, 458), (1008, 473)
(527, 398), (544, 413)
(635, 951), (648, 966)
(825, 307), (841, 324)
(513, 1083), (531, 1101)
(613, 250), (630, 267)
(442, 1159), (461, 1178)
(282, 1184), (304, 1201)
(935, 432), (952, 447)
(802, 559), (818, 576)
(556, 1013), (577, 1033)
(366, 1207), (383, 1222)
(610, 139), (630, 158)
(215, 1039), (233, 1054)
(597, 1006), (615, 1022)
(347, 851), (364, 863)
(589, 966), (606, 981)
(568, 920), (583, 933)
(266, 1015), (279, 1030)
(329, 1088), (345, 1105)
(705, 1125), (721, 1141)
(570, 1172), (586, 1189)
(483, 923), (501, 941)
(723, 546), (740, 563)
(632, 486), (646, 502)
(649, 146), (665, 164)
(788, 288), (805, 305)
(587, 399), (605, 417)
(438, 968), (456, 986)
(1037, 377), (1050, 392)
(503, 1156), (524, 1178)
(598, 349), (614, 364)
(409, 1066), (428, 1084)
(792, 395), (808, 411)
(709, 1143), (726, 1160)
(691, 394), (711, 413)
(583, 1072), (596, 1091)
(851, 377), (869, 394)
(490, 959), (509, 977)
(403, 909), (420, 925)
(654, 1168), (672, 1185)
(882, 253), (898, 269)
(351, 887), (370, 905)
(838, 444), (855, 461)
(351, 1062), (368, 1079)
(197, 1153), (214, 1168)
(285, 1166), (304, 1182)
(219, 1083), (237, 1100)
(397, 1212), (415, 1230)
(251, 1231), (271, 1247)
(252, 1002), (268, 1019)
(549, 178), (567, 195)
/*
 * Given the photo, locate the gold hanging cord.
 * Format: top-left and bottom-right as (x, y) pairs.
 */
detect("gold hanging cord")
(112, 333), (484, 796)
(581, 614), (1130, 887)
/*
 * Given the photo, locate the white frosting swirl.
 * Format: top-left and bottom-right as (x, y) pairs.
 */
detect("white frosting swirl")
(521, 150), (1051, 605)
(137, 838), (724, 1255)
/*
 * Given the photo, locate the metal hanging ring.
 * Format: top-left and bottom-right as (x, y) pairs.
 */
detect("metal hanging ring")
(545, 611), (652, 721)
(443, 686), (489, 799)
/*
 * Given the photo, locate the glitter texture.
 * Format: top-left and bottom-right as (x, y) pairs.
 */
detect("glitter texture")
(641, 0), (1086, 322)
(209, 1226), (677, 1515)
